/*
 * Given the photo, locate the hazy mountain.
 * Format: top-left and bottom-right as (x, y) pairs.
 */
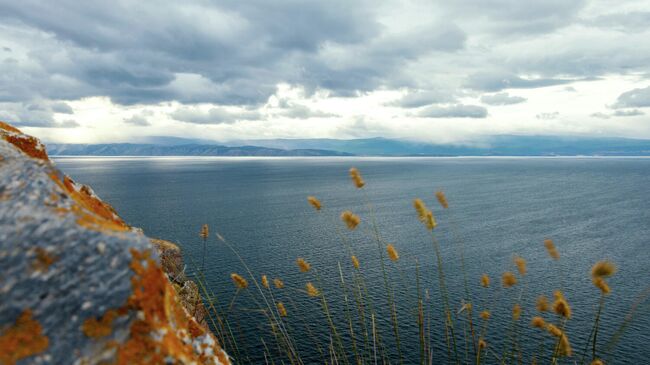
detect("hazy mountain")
(46, 143), (352, 156)
(228, 135), (650, 156)
(46, 135), (650, 156)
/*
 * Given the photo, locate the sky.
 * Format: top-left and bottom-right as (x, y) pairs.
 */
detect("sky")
(1, 0), (650, 144)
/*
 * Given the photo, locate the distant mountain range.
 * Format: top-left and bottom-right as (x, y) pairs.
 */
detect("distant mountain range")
(47, 135), (650, 156)
(46, 143), (352, 157)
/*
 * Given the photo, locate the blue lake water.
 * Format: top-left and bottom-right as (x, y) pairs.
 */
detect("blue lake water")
(54, 156), (650, 364)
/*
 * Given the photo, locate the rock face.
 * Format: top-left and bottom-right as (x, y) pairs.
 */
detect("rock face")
(0, 122), (230, 365)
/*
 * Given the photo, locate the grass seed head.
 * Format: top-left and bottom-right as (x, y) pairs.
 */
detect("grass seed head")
(273, 278), (284, 289)
(544, 239), (560, 260)
(276, 302), (287, 317)
(341, 210), (361, 230)
(200, 224), (209, 239)
(481, 274), (490, 288)
(231, 273), (248, 289)
(593, 277), (611, 294)
(307, 196), (322, 211)
(386, 244), (399, 262)
(296, 258), (311, 273)
(536, 295), (550, 312)
(591, 261), (616, 278)
(306, 282), (320, 297)
(553, 291), (572, 319)
(435, 191), (449, 209)
(351, 255), (360, 269)
(349, 167), (365, 188)
(261, 275), (269, 288)
(514, 255), (527, 276)
(502, 271), (517, 288)
(512, 304), (522, 320)
(478, 338), (487, 350)
(531, 316), (546, 328)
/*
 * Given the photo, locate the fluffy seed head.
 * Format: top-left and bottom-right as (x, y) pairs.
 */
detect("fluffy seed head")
(200, 224), (209, 239)
(546, 325), (573, 357)
(514, 256), (527, 276)
(435, 191), (449, 209)
(413, 199), (428, 222)
(553, 292), (572, 319)
(547, 323), (563, 337)
(425, 211), (437, 230)
(480, 310), (491, 320)
(261, 275), (269, 288)
(591, 261), (616, 278)
(481, 274), (490, 288)
(349, 167), (365, 188)
(296, 258), (311, 273)
(590, 359), (604, 365)
(307, 196), (322, 211)
(341, 211), (361, 230)
(536, 295), (550, 312)
(559, 335), (572, 357)
(544, 239), (560, 260)
(276, 302), (287, 317)
(502, 272), (517, 288)
(478, 338), (487, 350)
(387, 244), (399, 262)
(273, 278), (284, 289)
(351, 255), (360, 269)
(306, 282), (320, 297)
(593, 277), (611, 294)
(231, 273), (248, 289)
(531, 316), (546, 328)
(512, 304), (522, 320)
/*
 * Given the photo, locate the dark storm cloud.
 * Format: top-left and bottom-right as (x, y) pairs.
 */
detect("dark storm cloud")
(418, 104), (487, 118)
(466, 72), (574, 92)
(0, 100), (77, 128)
(277, 104), (339, 119)
(2, 0), (650, 130)
(0, 0), (466, 107)
(613, 86), (650, 108)
(124, 114), (152, 127)
(387, 90), (456, 108)
(480, 92), (526, 105)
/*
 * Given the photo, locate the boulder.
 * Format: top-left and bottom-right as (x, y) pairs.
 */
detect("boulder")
(0, 122), (230, 365)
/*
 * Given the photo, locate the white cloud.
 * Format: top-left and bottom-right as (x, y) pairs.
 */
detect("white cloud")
(2, 0), (650, 143)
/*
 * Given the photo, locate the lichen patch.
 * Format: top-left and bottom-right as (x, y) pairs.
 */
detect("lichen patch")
(0, 310), (49, 365)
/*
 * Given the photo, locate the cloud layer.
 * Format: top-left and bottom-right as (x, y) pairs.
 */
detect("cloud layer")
(0, 0), (649, 142)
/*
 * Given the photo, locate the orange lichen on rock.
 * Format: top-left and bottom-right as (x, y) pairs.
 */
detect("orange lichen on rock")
(47, 171), (130, 233)
(0, 310), (49, 365)
(32, 247), (57, 273)
(81, 310), (120, 338)
(0, 122), (48, 161)
(115, 249), (229, 364)
(0, 120), (21, 133)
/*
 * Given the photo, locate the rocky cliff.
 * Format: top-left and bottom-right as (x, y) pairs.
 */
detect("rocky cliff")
(0, 122), (230, 365)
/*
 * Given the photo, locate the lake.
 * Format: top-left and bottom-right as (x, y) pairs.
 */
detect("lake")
(54, 156), (650, 364)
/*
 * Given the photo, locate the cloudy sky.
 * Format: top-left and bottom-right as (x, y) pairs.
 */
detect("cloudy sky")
(1, 0), (649, 144)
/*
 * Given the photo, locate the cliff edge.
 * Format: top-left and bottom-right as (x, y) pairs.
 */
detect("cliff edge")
(0, 121), (230, 365)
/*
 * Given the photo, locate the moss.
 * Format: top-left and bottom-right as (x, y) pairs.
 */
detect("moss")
(0, 310), (49, 365)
